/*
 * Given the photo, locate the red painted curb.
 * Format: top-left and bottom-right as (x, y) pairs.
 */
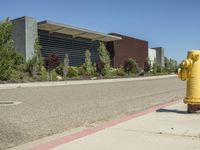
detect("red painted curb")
(28, 99), (181, 150)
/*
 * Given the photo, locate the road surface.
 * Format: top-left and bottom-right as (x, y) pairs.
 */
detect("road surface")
(0, 76), (185, 149)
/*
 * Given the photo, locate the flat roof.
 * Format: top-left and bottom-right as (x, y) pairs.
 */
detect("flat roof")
(109, 33), (148, 43)
(38, 20), (122, 42)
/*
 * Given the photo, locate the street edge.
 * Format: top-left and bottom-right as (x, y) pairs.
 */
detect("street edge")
(0, 75), (176, 90)
(28, 98), (181, 150)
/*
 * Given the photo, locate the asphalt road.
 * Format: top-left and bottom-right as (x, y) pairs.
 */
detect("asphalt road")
(0, 77), (185, 150)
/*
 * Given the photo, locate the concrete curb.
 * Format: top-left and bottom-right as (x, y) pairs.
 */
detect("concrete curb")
(0, 75), (176, 90)
(27, 98), (181, 150)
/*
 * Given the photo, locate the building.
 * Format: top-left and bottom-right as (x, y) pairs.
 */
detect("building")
(148, 47), (164, 67)
(106, 33), (148, 68)
(11, 16), (121, 66)
(153, 47), (164, 67)
(11, 16), (149, 68)
(148, 48), (156, 66)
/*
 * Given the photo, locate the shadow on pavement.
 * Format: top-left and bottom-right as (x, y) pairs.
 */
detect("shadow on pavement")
(156, 108), (188, 114)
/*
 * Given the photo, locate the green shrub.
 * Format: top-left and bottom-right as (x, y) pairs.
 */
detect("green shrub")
(0, 51), (14, 80)
(26, 58), (36, 76)
(77, 66), (84, 76)
(26, 37), (43, 78)
(98, 42), (111, 75)
(0, 18), (12, 46)
(26, 37), (44, 76)
(50, 71), (59, 80)
(123, 58), (139, 75)
(92, 63), (97, 76)
(40, 68), (48, 80)
(55, 63), (64, 76)
(17, 64), (27, 72)
(105, 67), (126, 77)
(115, 67), (126, 76)
(34, 38), (43, 72)
(11, 52), (25, 68)
(164, 56), (177, 74)
(82, 50), (96, 76)
(106, 68), (117, 77)
(0, 18), (18, 80)
(10, 70), (23, 81)
(152, 63), (165, 75)
(152, 63), (157, 75)
(67, 66), (79, 77)
(157, 65), (163, 73)
(40, 68), (58, 81)
(50, 70), (59, 81)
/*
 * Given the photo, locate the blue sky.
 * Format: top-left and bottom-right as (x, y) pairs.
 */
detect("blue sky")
(1, 0), (200, 63)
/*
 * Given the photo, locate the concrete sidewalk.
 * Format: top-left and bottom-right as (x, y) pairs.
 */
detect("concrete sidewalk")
(33, 101), (200, 150)
(0, 75), (175, 90)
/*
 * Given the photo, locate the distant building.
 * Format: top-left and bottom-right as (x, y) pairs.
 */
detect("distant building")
(106, 33), (148, 68)
(148, 47), (165, 67)
(148, 48), (156, 66)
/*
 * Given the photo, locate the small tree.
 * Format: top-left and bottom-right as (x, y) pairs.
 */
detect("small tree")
(44, 53), (60, 80)
(26, 37), (43, 76)
(164, 56), (170, 70)
(0, 18), (12, 46)
(124, 58), (139, 75)
(0, 18), (15, 80)
(164, 56), (178, 73)
(34, 37), (43, 72)
(98, 42), (111, 75)
(169, 58), (177, 73)
(83, 49), (95, 76)
(0, 43), (14, 80)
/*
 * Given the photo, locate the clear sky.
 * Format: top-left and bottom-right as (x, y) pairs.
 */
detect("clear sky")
(1, 0), (199, 63)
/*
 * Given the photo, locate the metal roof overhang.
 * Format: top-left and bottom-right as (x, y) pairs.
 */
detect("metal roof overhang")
(38, 20), (122, 42)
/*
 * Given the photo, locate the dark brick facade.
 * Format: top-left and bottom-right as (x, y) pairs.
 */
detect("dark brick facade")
(107, 33), (148, 68)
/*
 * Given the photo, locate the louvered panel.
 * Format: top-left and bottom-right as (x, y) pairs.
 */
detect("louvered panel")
(39, 32), (100, 66)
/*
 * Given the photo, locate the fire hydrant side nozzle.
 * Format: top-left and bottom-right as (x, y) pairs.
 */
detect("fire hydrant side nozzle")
(181, 59), (193, 68)
(177, 50), (200, 113)
(177, 58), (193, 81)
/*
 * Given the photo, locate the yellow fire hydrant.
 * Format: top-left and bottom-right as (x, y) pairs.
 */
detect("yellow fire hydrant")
(177, 50), (200, 113)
